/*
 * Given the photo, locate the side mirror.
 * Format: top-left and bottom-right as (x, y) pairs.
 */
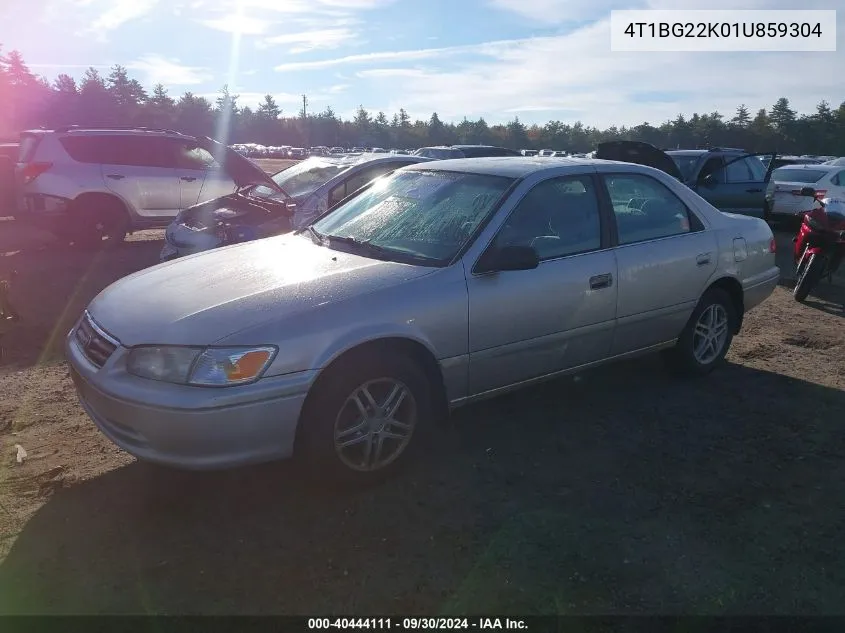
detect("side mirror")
(799, 187), (816, 198)
(477, 245), (540, 273)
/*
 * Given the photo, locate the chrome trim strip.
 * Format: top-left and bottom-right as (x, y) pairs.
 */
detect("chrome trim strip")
(83, 310), (121, 348)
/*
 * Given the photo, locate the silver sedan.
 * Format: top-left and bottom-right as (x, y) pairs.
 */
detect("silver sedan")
(67, 157), (780, 485)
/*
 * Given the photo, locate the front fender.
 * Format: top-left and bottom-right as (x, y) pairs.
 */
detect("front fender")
(311, 322), (440, 370)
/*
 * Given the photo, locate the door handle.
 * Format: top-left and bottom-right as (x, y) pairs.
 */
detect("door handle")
(696, 253), (711, 265)
(746, 188), (762, 193)
(589, 273), (613, 290)
(106, 174), (125, 180)
(181, 176), (197, 182)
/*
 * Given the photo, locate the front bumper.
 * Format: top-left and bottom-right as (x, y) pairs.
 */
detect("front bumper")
(161, 223), (221, 261)
(66, 320), (316, 470)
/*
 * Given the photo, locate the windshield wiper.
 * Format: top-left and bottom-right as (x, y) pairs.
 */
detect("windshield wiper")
(299, 225), (326, 245)
(324, 235), (438, 265)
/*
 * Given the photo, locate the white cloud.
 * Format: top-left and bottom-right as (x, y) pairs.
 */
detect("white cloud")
(87, 0), (159, 36)
(348, 4), (843, 127)
(127, 55), (214, 85)
(199, 14), (269, 35)
(257, 28), (359, 53)
(274, 39), (525, 72)
(488, 0), (622, 23)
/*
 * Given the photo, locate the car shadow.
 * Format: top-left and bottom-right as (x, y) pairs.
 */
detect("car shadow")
(2, 358), (844, 615)
(0, 231), (163, 369)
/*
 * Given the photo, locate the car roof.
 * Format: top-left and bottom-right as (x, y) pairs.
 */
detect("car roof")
(408, 156), (607, 178)
(773, 163), (838, 171)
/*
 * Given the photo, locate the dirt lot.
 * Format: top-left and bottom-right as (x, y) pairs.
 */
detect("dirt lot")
(1, 168), (844, 614)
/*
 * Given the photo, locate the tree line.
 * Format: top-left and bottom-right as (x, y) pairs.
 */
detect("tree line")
(1, 46), (844, 155)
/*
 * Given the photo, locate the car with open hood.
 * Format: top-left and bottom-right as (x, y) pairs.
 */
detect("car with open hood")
(596, 141), (777, 219)
(160, 152), (431, 260)
(69, 156), (779, 486)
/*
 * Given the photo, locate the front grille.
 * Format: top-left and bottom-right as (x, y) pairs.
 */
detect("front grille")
(75, 313), (118, 368)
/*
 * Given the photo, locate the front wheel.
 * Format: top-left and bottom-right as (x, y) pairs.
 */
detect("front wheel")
(296, 352), (433, 487)
(793, 252), (825, 302)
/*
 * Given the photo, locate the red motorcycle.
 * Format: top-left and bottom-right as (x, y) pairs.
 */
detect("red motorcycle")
(793, 188), (845, 302)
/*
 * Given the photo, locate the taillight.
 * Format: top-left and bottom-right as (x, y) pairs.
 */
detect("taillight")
(769, 238), (776, 253)
(814, 190), (827, 200)
(20, 162), (52, 185)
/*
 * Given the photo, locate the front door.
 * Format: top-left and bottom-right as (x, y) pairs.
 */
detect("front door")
(465, 174), (618, 395)
(695, 154), (772, 217)
(598, 171), (719, 355)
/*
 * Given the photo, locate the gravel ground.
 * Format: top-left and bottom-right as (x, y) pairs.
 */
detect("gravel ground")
(0, 175), (844, 614)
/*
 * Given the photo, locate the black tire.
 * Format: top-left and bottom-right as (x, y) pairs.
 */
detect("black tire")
(793, 253), (824, 302)
(70, 198), (128, 249)
(296, 351), (433, 487)
(662, 288), (737, 377)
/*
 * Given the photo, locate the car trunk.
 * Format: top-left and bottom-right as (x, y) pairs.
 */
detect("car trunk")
(769, 181), (825, 216)
(595, 141), (683, 181)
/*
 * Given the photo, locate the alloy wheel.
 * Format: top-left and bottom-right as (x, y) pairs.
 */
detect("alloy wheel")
(692, 304), (729, 365)
(333, 378), (417, 472)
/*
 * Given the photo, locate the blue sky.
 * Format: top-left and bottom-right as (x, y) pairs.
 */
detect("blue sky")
(2, 0), (842, 127)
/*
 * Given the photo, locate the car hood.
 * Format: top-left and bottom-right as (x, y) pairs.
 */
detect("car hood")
(197, 136), (286, 193)
(87, 234), (435, 346)
(596, 141), (683, 181)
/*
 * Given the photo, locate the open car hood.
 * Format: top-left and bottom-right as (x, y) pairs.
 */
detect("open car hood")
(196, 136), (286, 194)
(596, 141), (683, 181)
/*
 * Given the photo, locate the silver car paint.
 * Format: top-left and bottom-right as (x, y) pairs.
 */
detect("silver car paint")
(67, 157), (780, 470)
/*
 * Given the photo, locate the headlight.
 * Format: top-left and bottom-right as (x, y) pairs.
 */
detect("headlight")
(213, 208), (246, 221)
(127, 345), (277, 386)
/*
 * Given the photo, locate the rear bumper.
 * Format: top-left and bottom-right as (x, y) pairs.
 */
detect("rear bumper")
(743, 266), (780, 312)
(13, 193), (72, 229)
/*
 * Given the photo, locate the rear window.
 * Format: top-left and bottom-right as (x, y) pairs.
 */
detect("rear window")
(772, 168), (828, 183)
(18, 134), (42, 163)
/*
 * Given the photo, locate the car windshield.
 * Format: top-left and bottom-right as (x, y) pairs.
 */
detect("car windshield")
(252, 158), (351, 199)
(772, 168), (827, 183)
(310, 169), (514, 266)
(669, 155), (700, 181)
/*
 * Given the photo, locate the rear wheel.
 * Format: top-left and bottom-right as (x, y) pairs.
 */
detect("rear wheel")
(662, 288), (736, 377)
(793, 252), (824, 302)
(70, 198), (128, 249)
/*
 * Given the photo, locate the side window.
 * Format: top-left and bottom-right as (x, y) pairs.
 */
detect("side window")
(604, 173), (698, 245)
(725, 157), (754, 183)
(346, 165), (395, 193)
(832, 171), (845, 186)
(745, 156), (766, 180)
(104, 137), (177, 168)
(495, 175), (601, 260)
(60, 137), (119, 164)
(174, 142), (217, 170)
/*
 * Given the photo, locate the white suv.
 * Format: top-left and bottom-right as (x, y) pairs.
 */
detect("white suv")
(15, 127), (241, 247)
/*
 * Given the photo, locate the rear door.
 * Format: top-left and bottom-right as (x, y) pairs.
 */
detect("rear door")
(96, 136), (181, 219)
(595, 168), (718, 355)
